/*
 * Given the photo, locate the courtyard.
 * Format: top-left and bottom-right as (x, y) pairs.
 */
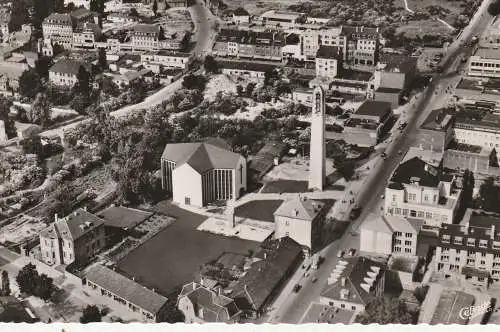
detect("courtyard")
(116, 202), (260, 296)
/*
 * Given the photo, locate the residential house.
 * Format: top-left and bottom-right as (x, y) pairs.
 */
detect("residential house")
(161, 142), (247, 207)
(434, 210), (500, 286)
(315, 45), (342, 80)
(39, 208), (106, 266)
(413, 108), (455, 153)
(320, 257), (386, 313)
(177, 282), (242, 323)
(384, 157), (462, 227)
(0, 62), (28, 96)
(233, 7), (250, 25)
(273, 196), (326, 253)
(49, 59), (89, 87)
(85, 264), (168, 322)
(360, 214), (423, 256)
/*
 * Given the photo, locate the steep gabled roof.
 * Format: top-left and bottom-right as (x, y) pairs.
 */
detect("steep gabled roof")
(161, 143), (242, 174)
(274, 197), (325, 221)
(55, 209), (105, 240)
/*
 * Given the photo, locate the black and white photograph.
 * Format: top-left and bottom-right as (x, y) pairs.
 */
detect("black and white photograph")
(0, 0), (499, 328)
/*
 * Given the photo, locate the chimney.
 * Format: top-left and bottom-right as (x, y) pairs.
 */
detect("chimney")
(264, 252), (267, 259)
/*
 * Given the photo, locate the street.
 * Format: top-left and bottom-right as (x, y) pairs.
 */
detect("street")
(268, 0), (495, 324)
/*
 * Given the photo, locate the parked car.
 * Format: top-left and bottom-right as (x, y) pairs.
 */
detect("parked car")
(293, 284), (302, 293)
(350, 206), (362, 220)
(312, 277), (318, 283)
(381, 152), (387, 159)
(348, 248), (356, 256)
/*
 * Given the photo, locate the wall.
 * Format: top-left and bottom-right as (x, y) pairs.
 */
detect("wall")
(412, 128), (450, 152)
(443, 149), (500, 176)
(275, 215), (312, 249)
(360, 228), (392, 255)
(172, 163), (203, 206)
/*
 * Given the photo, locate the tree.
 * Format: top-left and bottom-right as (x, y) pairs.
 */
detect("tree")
(236, 85), (244, 96)
(490, 148), (499, 168)
(456, 169), (475, 221)
(0, 97), (15, 139)
(152, 0), (158, 16)
(21, 135), (44, 157)
(29, 93), (51, 127)
(355, 297), (417, 324)
(98, 48), (107, 70)
(182, 74), (207, 91)
(80, 305), (102, 323)
(334, 157), (355, 181)
(488, 0), (500, 16)
(35, 56), (52, 79)
(16, 263), (39, 295)
(204, 55), (219, 74)
(130, 8), (139, 17)
(246, 82), (256, 97)
(479, 176), (500, 213)
(1, 270), (10, 296)
(35, 274), (54, 301)
(90, 0), (105, 14)
(8, 0), (30, 32)
(19, 68), (42, 100)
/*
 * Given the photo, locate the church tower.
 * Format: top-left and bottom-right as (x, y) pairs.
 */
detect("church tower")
(308, 86), (326, 191)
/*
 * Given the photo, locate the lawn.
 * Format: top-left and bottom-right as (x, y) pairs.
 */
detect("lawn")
(116, 202), (259, 296)
(235, 200), (284, 222)
(261, 180), (308, 193)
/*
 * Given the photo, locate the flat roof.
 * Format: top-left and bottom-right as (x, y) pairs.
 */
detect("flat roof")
(474, 47), (500, 59)
(355, 100), (392, 117)
(98, 206), (154, 229)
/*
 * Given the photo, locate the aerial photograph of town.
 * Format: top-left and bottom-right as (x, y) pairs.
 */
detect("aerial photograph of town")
(0, 0), (499, 327)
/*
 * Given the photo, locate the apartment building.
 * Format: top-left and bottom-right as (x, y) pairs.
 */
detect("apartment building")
(259, 10), (306, 28)
(140, 51), (192, 69)
(454, 113), (500, 151)
(214, 29), (284, 61)
(360, 214), (423, 256)
(49, 59), (89, 87)
(320, 257), (386, 313)
(300, 27), (346, 60)
(384, 157), (462, 227)
(131, 24), (161, 51)
(434, 210), (500, 286)
(341, 26), (379, 66)
(315, 45), (342, 79)
(161, 142), (247, 207)
(39, 209), (106, 266)
(273, 197), (327, 253)
(468, 48), (500, 78)
(42, 13), (74, 48)
(72, 22), (102, 49)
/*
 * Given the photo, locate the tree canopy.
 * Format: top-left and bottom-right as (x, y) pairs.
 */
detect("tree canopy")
(80, 305), (102, 323)
(355, 297), (417, 324)
(479, 177), (500, 213)
(16, 263), (55, 300)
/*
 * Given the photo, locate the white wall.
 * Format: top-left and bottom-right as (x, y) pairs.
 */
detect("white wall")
(274, 215), (312, 249)
(172, 164), (203, 207)
(360, 228), (392, 255)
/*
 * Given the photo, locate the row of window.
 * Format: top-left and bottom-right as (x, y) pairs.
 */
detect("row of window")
(388, 207), (448, 222)
(470, 62), (500, 68)
(393, 246), (412, 253)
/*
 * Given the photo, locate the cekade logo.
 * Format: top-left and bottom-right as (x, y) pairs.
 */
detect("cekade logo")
(458, 301), (492, 320)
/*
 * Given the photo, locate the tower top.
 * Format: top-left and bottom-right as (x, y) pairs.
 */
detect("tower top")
(312, 86), (325, 116)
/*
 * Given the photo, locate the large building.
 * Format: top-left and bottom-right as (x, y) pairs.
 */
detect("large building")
(140, 51), (192, 70)
(161, 142), (247, 207)
(454, 113), (500, 151)
(315, 45), (342, 79)
(213, 29), (285, 61)
(468, 48), (500, 78)
(49, 59), (89, 87)
(42, 13), (74, 48)
(308, 86), (326, 190)
(72, 22), (102, 49)
(341, 26), (379, 66)
(360, 214), (423, 256)
(177, 282), (242, 323)
(273, 196), (326, 252)
(384, 157), (462, 227)
(320, 257), (386, 313)
(39, 209), (106, 266)
(300, 27), (346, 60)
(84, 264), (169, 322)
(131, 24), (162, 51)
(413, 108), (454, 153)
(219, 60), (277, 79)
(434, 210), (500, 286)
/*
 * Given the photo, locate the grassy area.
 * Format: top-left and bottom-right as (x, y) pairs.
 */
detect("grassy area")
(406, 0), (481, 27)
(396, 19), (452, 38)
(235, 200), (283, 222)
(261, 180), (308, 193)
(221, 0), (311, 16)
(116, 202), (259, 295)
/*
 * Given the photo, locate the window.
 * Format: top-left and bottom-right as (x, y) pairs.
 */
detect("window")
(425, 212), (433, 219)
(481, 260), (486, 265)
(395, 239), (402, 244)
(405, 240), (412, 246)
(417, 211), (424, 218)
(405, 233), (413, 238)
(456, 257), (460, 262)
(394, 246), (401, 252)
(341, 304), (345, 309)
(410, 210), (417, 217)
(351, 306), (356, 310)
(405, 248), (412, 253)
(395, 231), (402, 237)
(403, 209), (408, 216)
(424, 195), (429, 202)
(395, 208), (401, 215)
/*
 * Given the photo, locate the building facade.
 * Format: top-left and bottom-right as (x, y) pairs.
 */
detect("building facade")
(39, 209), (106, 266)
(214, 29), (284, 61)
(42, 13), (74, 49)
(161, 142), (247, 207)
(140, 51), (192, 69)
(468, 48), (500, 78)
(315, 45), (342, 79)
(384, 157), (462, 227)
(49, 59), (88, 87)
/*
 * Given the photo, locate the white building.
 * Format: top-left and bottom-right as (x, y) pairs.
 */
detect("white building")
(468, 48), (500, 78)
(42, 13), (74, 49)
(132, 24), (161, 51)
(161, 142), (247, 207)
(315, 45), (342, 79)
(454, 113), (500, 151)
(232, 7), (250, 25)
(360, 214), (423, 256)
(273, 196), (326, 252)
(309, 86), (326, 190)
(300, 27), (345, 60)
(49, 59), (89, 87)
(140, 51), (192, 69)
(72, 22), (102, 49)
(219, 60), (277, 79)
(384, 157), (462, 228)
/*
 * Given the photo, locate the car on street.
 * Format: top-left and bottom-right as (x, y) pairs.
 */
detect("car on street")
(337, 250), (344, 258)
(350, 206), (362, 220)
(293, 284), (302, 293)
(348, 248), (356, 256)
(312, 277), (318, 283)
(381, 152), (387, 159)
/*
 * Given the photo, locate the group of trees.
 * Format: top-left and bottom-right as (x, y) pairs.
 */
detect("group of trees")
(16, 263), (55, 301)
(478, 176), (500, 213)
(355, 297), (418, 324)
(80, 305), (104, 323)
(0, 271), (10, 296)
(488, 0), (500, 16)
(0, 97), (16, 139)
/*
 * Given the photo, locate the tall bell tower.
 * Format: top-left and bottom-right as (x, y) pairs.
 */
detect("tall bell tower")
(308, 86), (326, 191)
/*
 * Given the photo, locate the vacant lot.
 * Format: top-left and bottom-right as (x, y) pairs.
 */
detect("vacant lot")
(117, 202), (259, 295)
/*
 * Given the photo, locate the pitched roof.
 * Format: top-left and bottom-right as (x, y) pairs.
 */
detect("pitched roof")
(161, 143), (242, 174)
(54, 209), (105, 240)
(98, 206), (153, 229)
(321, 257), (386, 306)
(316, 45), (342, 59)
(86, 265), (168, 315)
(389, 157), (441, 188)
(274, 197), (325, 221)
(49, 59), (85, 75)
(43, 13), (72, 26)
(378, 54), (417, 74)
(180, 283), (241, 322)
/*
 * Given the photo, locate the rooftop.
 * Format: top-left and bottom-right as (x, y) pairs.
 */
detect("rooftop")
(233, 7), (250, 16)
(219, 60), (277, 74)
(390, 157), (442, 188)
(403, 147), (443, 168)
(217, 29), (284, 45)
(161, 142), (242, 174)
(362, 214), (423, 235)
(49, 59), (86, 75)
(274, 197), (325, 221)
(260, 10), (304, 21)
(378, 54), (417, 74)
(43, 13), (72, 25)
(85, 265), (168, 315)
(98, 206), (154, 230)
(337, 69), (373, 82)
(456, 78), (500, 93)
(341, 26), (379, 39)
(355, 100), (392, 118)
(473, 47), (500, 59)
(420, 108), (454, 131)
(41, 209), (105, 241)
(134, 24), (160, 35)
(316, 45), (342, 60)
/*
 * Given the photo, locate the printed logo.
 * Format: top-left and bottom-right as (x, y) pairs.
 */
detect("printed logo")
(458, 301), (492, 320)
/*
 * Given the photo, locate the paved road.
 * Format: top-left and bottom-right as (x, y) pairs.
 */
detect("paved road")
(40, 0), (216, 138)
(270, 0), (494, 323)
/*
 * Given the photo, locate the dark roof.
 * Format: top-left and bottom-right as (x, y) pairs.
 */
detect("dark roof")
(49, 59), (86, 75)
(389, 157), (440, 188)
(274, 197), (325, 221)
(379, 54), (417, 74)
(461, 266), (490, 278)
(161, 142), (242, 173)
(376, 87), (401, 93)
(86, 265), (168, 315)
(98, 206), (153, 230)
(43, 13), (72, 25)
(134, 24), (160, 35)
(341, 26), (379, 39)
(41, 209), (105, 241)
(355, 100), (392, 117)
(180, 283), (241, 322)
(229, 237), (302, 312)
(321, 256), (386, 306)
(469, 213), (500, 229)
(420, 108), (455, 131)
(316, 45), (342, 59)
(219, 60), (277, 73)
(233, 7), (250, 16)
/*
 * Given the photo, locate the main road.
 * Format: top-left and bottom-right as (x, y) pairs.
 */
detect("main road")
(270, 0), (495, 324)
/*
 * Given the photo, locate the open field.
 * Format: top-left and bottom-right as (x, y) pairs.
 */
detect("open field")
(116, 202), (259, 295)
